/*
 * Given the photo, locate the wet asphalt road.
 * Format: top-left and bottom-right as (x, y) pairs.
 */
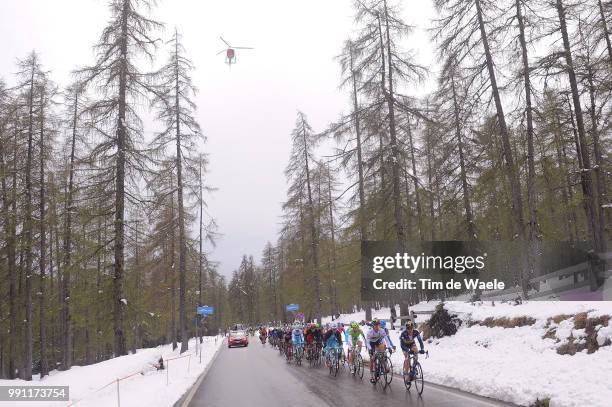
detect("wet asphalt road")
(186, 339), (514, 407)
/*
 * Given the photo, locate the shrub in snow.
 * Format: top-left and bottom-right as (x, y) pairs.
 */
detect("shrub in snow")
(554, 313), (611, 355)
(425, 303), (461, 338)
(530, 397), (550, 407)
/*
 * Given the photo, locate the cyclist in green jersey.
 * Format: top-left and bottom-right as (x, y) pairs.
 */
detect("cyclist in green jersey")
(346, 321), (366, 369)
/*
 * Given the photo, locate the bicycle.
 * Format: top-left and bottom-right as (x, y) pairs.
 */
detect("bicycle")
(315, 342), (323, 367)
(326, 346), (342, 377)
(349, 347), (364, 379)
(285, 342), (293, 363)
(384, 348), (394, 386)
(294, 343), (304, 365)
(404, 350), (428, 395)
(370, 349), (392, 387)
(305, 342), (316, 367)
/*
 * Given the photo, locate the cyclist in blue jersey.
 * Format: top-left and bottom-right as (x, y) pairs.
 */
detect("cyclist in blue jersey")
(323, 322), (343, 367)
(400, 320), (425, 380)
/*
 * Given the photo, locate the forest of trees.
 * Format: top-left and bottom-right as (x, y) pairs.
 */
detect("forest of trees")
(226, 0), (610, 325)
(0, 0), (227, 379)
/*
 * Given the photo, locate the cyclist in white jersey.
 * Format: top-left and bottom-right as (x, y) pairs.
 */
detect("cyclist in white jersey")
(365, 318), (395, 383)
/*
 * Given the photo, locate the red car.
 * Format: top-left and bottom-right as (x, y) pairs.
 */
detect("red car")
(228, 330), (248, 348)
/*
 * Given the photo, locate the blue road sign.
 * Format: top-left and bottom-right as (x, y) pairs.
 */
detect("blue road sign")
(197, 305), (214, 315)
(286, 303), (299, 312)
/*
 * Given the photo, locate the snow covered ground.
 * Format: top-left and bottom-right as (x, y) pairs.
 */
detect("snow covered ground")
(0, 336), (224, 407)
(327, 301), (612, 407)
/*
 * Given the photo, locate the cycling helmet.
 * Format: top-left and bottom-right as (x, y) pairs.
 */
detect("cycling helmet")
(372, 318), (380, 326)
(380, 320), (386, 329)
(405, 319), (414, 328)
(351, 321), (359, 329)
(293, 322), (300, 329)
(330, 322), (338, 329)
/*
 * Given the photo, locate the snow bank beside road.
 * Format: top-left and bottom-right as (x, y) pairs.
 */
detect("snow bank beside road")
(329, 302), (612, 407)
(0, 336), (224, 407)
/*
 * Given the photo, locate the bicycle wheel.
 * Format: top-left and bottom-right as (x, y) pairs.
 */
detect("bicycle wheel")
(286, 345), (293, 362)
(378, 355), (388, 387)
(356, 354), (364, 379)
(332, 350), (340, 377)
(295, 346), (303, 365)
(414, 362), (424, 395)
(404, 370), (412, 390)
(384, 355), (393, 386)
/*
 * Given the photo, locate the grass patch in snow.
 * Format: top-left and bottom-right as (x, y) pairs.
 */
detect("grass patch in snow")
(469, 316), (536, 328)
(545, 313), (612, 355)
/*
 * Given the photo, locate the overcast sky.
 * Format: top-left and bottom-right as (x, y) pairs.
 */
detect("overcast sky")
(0, 0), (437, 277)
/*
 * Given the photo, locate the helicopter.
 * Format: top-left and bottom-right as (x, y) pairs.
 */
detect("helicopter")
(216, 36), (254, 67)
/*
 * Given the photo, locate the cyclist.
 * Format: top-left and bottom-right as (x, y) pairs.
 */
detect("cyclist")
(365, 318), (395, 383)
(283, 325), (293, 352)
(313, 323), (324, 356)
(400, 320), (425, 381)
(304, 323), (316, 358)
(380, 320), (396, 351)
(346, 321), (366, 372)
(292, 322), (305, 356)
(323, 322), (343, 367)
(337, 322), (350, 362)
(259, 325), (268, 344)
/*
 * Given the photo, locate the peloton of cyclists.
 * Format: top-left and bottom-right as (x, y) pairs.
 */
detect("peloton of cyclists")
(262, 315), (427, 385)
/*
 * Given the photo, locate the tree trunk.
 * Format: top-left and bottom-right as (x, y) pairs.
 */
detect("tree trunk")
(516, 0), (540, 241)
(425, 130), (436, 240)
(475, 0), (525, 240)
(1, 119), (17, 378)
(198, 157), (204, 343)
(38, 88), (48, 377)
(170, 183), (177, 351)
(349, 44), (368, 243)
(23, 59), (36, 380)
(406, 118), (424, 240)
(556, 0), (604, 253)
(0, 128), (15, 378)
(112, 0), (131, 357)
(551, 109), (575, 241)
(382, 0), (405, 243)
(301, 119), (321, 322)
(450, 74), (477, 239)
(326, 164), (338, 316)
(597, 0), (612, 64)
(62, 90), (79, 370)
(174, 40), (188, 354)
(585, 63), (610, 241)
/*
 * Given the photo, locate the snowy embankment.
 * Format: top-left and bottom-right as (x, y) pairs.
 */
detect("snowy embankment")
(0, 336), (224, 407)
(327, 301), (612, 407)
